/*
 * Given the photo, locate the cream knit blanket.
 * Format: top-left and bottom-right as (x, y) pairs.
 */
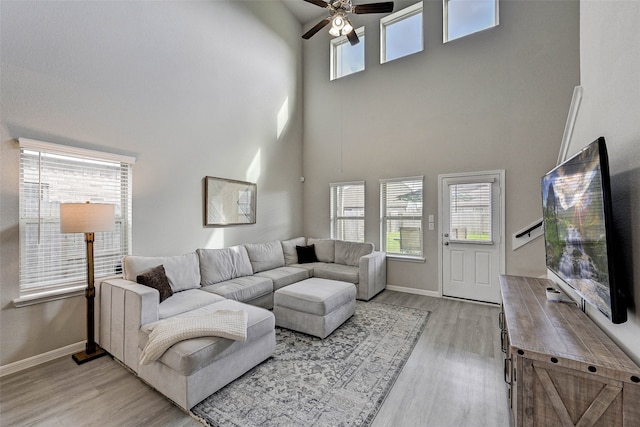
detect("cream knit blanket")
(140, 310), (248, 365)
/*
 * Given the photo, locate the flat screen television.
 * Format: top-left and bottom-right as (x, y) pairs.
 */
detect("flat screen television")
(541, 137), (627, 324)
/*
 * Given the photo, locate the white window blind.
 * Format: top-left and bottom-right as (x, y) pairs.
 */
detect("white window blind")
(18, 138), (135, 292)
(448, 182), (492, 242)
(380, 176), (423, 257)
(330, 181), (365, 242)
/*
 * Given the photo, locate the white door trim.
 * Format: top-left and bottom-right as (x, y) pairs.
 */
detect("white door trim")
(437, 170), (506, 300)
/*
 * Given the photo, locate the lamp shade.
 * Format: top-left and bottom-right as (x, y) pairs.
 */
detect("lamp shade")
(60, 203), (115, 233)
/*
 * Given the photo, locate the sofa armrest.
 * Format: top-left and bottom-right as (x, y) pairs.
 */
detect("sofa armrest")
(99, 278), (159, 372)
(358, 251), (387, 301)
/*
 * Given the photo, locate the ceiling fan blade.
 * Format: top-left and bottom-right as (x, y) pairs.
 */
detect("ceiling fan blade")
(353, 2), (394, 14)
(302, 18), (331, 39)
(303, 0), (330, 9)
(346, 29), (360, 46)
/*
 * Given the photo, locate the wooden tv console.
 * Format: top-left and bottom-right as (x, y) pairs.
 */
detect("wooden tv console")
(499, 275), (640, 427)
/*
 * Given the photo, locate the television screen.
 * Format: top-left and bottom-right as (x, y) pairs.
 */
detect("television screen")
(541, 137), (626, 323)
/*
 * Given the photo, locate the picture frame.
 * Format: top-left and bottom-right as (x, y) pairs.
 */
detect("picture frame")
(204, 176), (256, 226)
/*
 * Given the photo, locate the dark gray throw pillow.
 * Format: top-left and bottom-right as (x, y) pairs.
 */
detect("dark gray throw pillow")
(296, 244), (319, 264)
(137, 264), (173, 303)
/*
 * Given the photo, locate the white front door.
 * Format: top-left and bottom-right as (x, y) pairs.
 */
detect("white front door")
(439, 171), (505, 304)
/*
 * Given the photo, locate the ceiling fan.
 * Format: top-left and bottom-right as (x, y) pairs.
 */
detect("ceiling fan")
(302, 0), (394, 46)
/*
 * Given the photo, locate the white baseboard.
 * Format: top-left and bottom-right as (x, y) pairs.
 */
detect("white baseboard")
(0, 341), (85, 378)
(385, 285), (441, 298)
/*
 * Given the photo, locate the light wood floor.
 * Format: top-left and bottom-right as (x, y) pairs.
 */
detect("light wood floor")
(0, 291), (511, 426)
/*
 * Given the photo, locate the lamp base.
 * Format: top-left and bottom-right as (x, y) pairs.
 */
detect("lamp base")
(72, 345), (108, 365)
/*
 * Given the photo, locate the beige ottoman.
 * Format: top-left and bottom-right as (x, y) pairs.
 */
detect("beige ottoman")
(274, 278), (356, 338)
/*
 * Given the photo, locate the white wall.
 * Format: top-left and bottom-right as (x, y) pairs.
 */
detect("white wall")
(560, 0), (640, 364)
(302, 1), (580, 292)
(0, 1), (303, 366)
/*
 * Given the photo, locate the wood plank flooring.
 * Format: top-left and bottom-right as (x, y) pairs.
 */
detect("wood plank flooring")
(0, 291), (511, 426)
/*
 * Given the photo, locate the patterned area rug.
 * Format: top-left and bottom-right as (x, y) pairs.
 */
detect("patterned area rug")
(191, 301), (429, 427)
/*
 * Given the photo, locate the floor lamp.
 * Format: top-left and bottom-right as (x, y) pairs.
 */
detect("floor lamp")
(60, 202), (115, 365)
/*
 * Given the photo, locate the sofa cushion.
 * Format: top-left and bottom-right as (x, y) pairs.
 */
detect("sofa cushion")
(307, 238), (335, 263)
(244, 241), (285, 273)
(296, 244), (319, 264)
(136, 265), (173, 303)
(197, 246), (253, 286)
(335, 241), (375, 267)
(200, 276), (273, 302)
(313, 263), (359, 284)
(281, 237), (306, 265)
(123, 253), (201, 292)
(139, 299), (275, 376)
(158, 289), (225, 320)
(254, 266), (310, 291)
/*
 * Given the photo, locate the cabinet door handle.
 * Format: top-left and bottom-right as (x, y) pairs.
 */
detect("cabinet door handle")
(500, 329), (508, 354)
(498, 311), (504, 329)
(504, 356), (512, 384)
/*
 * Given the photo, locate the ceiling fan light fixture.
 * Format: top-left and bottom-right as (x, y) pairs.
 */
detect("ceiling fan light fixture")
(329, 26), (341, 37)
(331, 13), (345, 31)
(342, 20), (353, 35)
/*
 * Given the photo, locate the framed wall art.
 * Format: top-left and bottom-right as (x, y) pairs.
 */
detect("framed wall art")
(204, 176), (256, 226)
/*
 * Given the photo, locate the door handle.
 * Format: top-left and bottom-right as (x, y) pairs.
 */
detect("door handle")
(444, 242), (449, 246)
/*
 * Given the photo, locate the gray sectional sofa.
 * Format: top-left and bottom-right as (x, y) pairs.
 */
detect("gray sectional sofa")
(98, 237), (386, 410)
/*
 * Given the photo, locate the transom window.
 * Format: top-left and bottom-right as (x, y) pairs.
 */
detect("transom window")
(381, 2), (424, 64)
(330, 181), (365, 242)
(330, 27), (365, 80)
(444, 0), (499, 43)
(18, 138), (134, 295)
(380, 176), (424, 258)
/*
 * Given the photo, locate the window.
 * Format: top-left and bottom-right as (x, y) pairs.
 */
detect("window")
(18, 138), (134, 295)
(448, 182), (492, 242)
(381, 2), (423, 63)
(444, 0), (499, 42)
(330, 27), (365, 80)
(330, 181), (365, 242)
(380, 176), (424, 258)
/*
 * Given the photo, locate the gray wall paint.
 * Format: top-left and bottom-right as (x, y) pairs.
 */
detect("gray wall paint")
(302, 1), (580, 292)
(562, 1), (640, 364)
(0, 1), (303, 366)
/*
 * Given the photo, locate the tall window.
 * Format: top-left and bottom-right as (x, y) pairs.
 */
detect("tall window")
(444, 0), (499, 42)
(381, 2), (423, 64)
(330, 27), (365, 80)
(330, 181), (365, 242)
(18, 138), (134, 294)
(380, 176), (424, 258)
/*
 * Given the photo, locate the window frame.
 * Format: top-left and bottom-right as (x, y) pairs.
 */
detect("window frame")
(443, 0), (499, 43)
(330, 26), (365, 81)
(380, 1), (424, 64)
(15, 138), (135, 307)
(380, 176), (425, 260)
(330, 181), (366, 242)
(447, 180), (494, 244)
